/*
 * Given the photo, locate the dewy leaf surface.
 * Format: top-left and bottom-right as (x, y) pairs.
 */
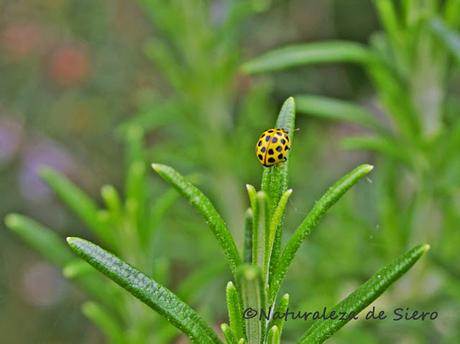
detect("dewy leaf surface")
(270, 164), (374, 302)
(152, 163), (241, 276)
(67, 237), (222, 344)
(298, 244), (430, 344)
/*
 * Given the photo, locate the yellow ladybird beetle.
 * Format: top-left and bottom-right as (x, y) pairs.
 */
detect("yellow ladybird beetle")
(256, 128), (290, 167)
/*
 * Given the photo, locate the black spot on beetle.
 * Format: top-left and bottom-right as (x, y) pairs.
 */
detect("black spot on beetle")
(276, 132), (282, 136)
(258, 140), (262, 146)
(268, 157), (275, 163)
(265, 136), (271, 142)
(278, 154), (284, 160)
(268, 129), (274, 133)
(281, 139), (286, 144)
(261, 147), (266, 153)
(276, 146), (282, 152)
(272, 137), (278, 143)
(258, 154), (263, 160)
(268, 149), (274, 155)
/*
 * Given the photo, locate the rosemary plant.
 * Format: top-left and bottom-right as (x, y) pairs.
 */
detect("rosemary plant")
(47, 99), (427, 343)
(243, 0), (460, 266)
(5, 126), (224, 343)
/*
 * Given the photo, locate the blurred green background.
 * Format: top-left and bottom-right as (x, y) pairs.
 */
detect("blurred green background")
(1, 0), (459, 343)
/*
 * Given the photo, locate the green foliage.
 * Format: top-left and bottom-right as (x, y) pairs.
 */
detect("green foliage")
(106, 2), (277, 256)
(39, 167), (113, 246)
(152, 163), (241, 277)
(82, 302), (124, 344)
(269, 164), (374, 304)
(242, 41), (373, 74)
(27, 99), (427, 343)
(226, 282), (245, 341)
(2, 1), (453, 342)
(298, 244), (430, 343)
(5, 126), (221, 343)
(294, 95), (384, 132)
(429, 17), (460, 63)
(5, 214), (74, 266)
(244, 1), (460, 341)
(67, 237), (221, 344)
(244, 0), (460, 244)
(238, 265), (266, 344)
(268, 293), (289, 338)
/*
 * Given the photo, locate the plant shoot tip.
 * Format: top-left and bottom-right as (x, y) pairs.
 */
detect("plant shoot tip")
(4, 214), (18, 227)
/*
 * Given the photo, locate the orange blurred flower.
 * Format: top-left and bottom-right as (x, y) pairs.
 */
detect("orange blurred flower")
(48, 45), (90, 87)
(1, 22), (44, 59)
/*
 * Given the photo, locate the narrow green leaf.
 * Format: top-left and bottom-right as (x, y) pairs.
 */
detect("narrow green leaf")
(5, 214), (74, 267)
(265, 189), (292, 285)
(101, 185), (121, 222)
(152, 164), (241, 277)
(62, 257), (123, 311)
(5, 214), (119, 309)
(270, 164), (374, 302)
(61, 259), (124, 310)
(298, 244), (430, 344)
(261, 97), (295, 214)
(126, 161), (147, 237)
(126, 161), (146, 206)
(238, 265), (265, 344)
(143, 189), (179, 248)
(67, 237), (221, 344)
(123, 125), (144, 166)
(39, 167), (113, 246)
(264, 99), (296, 279)
(429, 17), (460, 64)
(149, 189), (178, 230)
(144, 38), (184, 90)
(238, 339), (246, 344)
(341, 136), (414, 166)
(256, 192), (269, 270)
(295, 95), (385, 132)
(82, 302), (124, 344)
(63, 259), (94, 279)
(244, 209), (254, 263)
(151, 256), (171, 286)
(367, 65), (420, 139)
(267, 325), (280, 344)
(177, 262), (226, 301)
(242, 41), (373, 74)
(444, 0), (460, 27)
(268, 293), (289, 337)
(373, 0), (404, 48)
(221, 323), (238, 344)
(275, 97), (296, 132)
(226, 282), (245, 341)
(116, 102), (178, 136)
(246, 185), (258, 213)
(246, 185), (259, 265)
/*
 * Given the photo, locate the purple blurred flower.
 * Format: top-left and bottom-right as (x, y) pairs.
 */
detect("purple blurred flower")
(20, 139), (76, 201)
(21, 262), (66, 307)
